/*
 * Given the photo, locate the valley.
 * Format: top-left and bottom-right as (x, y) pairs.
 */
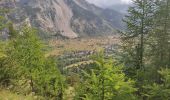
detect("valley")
(47, 35), (120, 56)
(47, 35), (121, 74)
(1, 0), (170, 99)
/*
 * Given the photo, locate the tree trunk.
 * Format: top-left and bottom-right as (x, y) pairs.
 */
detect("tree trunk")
(30, 76), (34, 93)
(101, 78), (105, 100)
(140, 0), (145, 70)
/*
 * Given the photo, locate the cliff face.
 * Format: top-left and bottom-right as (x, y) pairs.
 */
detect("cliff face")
(14, 0), (77, 38)
(6, 0), (124, 38)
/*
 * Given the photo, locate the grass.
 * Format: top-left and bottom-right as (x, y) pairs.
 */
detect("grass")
(64, 87), (75, 100)
(0, 89), (35, 100)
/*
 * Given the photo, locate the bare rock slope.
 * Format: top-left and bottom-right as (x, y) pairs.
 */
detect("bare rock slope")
(9, 0), (124, 38)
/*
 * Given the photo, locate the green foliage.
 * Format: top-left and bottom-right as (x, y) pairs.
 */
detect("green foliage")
(0, 16), (9, 31)
(0, 8), (14, 86)
(8, 22), (17, 39)
(0, 26), (66, 99)
(10, 26), (65, 98)
(0, 7), (66, 98)
(74, 52), (137, 100)
(143, 68), (170, 99)
(0, 0), (170, 99)
(0, 42), (12, 86)
(0, 8), (11, 32)
(0, 42), (7, 58)
(0, 89), (34, 100)
(11, 26), (44, 78)
(122, 0), (156, 70)
(35, 57), (66, 99)
(149, 0), (170, 68)
(121, 0), (170, 97)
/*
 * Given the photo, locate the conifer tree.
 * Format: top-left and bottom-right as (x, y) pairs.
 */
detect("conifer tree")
(143, 68), (170, 99)
(8, 26), (65, 98)
(0, 8), (10, 86)
(122, 0), (155, 70)
(150, 0), (170, 68)
(10, 26), (43, 92)
(75, 52), (137, 100)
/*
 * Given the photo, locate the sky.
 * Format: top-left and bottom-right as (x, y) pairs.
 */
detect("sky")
(86, 0), (132, 8)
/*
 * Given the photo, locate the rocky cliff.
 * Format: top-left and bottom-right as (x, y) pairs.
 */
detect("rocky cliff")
(4, 0), (124, 38)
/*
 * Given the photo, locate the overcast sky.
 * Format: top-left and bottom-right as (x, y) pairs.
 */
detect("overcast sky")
(86, 0), (132, 8)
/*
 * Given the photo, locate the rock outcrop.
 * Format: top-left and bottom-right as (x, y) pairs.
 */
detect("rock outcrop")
(2, 0), (124, 38)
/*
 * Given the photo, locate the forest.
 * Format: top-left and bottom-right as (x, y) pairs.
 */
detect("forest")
(0, 0), (170, 100)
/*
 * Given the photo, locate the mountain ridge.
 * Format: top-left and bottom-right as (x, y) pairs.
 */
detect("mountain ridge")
(4, 0), (124, 38)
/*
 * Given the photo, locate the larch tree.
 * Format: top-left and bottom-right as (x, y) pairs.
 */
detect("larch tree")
(122, 0), (156, 78)
(0, 7), (11, 86)
(8, 26), (65, 98)
(150, 0), (170, 68)
(75, 52), (137, 100)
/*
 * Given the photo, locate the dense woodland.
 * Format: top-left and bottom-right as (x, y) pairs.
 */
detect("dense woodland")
(0, 0), (170, 100)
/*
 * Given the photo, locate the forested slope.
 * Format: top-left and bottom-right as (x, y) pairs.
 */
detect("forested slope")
(0, 0), (170, 100)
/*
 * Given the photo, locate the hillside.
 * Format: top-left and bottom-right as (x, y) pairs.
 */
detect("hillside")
(108, 4), (130, 14)
(1, 0), (170, 100)
(6, 0), (124, 38)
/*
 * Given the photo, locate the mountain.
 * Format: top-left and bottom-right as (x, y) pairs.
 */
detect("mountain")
(108, 4), (130, 14)
(6, 0), (124, 38)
